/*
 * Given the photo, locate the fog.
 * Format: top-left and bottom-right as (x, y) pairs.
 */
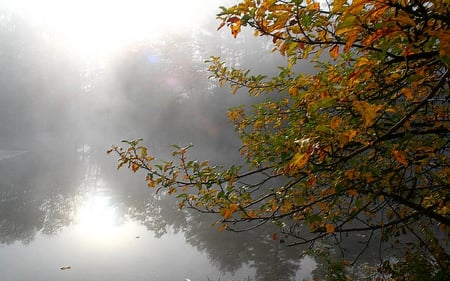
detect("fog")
(0, 1), (321, 280)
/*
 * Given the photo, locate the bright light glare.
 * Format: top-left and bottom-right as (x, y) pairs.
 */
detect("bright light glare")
(4, 0), (216, 55)
(75, 190), (124, 245)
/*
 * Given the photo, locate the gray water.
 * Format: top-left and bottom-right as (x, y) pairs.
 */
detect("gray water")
(0, 1), (316, 280)
(0, 148), (316, 281)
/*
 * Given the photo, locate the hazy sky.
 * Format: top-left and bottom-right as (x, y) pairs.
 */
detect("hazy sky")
(0, 0), (223, 56)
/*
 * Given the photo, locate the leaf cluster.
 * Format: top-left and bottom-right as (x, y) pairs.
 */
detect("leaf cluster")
(110, 0), (450, 272)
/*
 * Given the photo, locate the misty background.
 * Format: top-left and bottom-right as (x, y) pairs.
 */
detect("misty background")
(0, 1), (324, 281)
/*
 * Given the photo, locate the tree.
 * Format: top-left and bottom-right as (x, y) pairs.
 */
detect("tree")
(109, 0), (450, 275)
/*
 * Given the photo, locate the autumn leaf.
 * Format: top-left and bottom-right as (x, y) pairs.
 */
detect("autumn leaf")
(218, 224), (227, 232)
(110, 0), (450, 273)
(355, 57), (370, 67)
(329, 45), (339, 60)
(325, 224), (335, 234)
(392, 150), (408, 167)
(330, 116), (341, 129)
(289, 152), (310, 171)
(223, 203), (239, 219)
(228, 17), (242, 38)
(400, 87), (413, 100)
(352, 100), (384, 128)
(348, 189), (359, 197)
(131, 163), (140, 173)
(338, 129), (357, 147)
(345, 169), (359, 180)
(332, 0), (346, 13)
(168, 186), (176, 195)
(307, 2), (320, 11)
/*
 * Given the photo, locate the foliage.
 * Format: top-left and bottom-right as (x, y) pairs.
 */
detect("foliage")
(109, 0), (450, 274)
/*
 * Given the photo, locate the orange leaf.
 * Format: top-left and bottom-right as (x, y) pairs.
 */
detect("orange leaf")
(400, 87), (413, 100)
(393, 150), (408, 166)
(325, 224), (335, 234)
(345, 169), (359, 180)
(168, 186), (176, 195)
(348, 189), (359, 197)
(307, 2), (320, 11)
(329, 45), (339, 60)
(131, 163), (139, 173)
(218, 224), (227, 232)
(330, 116), (341, 129)
(223, 203), (239, 219)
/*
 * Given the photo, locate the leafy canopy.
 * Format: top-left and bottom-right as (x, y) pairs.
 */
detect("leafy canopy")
(109, 0), (449, 269)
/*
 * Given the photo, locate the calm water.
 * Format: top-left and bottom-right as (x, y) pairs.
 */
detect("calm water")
(0, 148), (316, 281)
(0, 1), (318, 279)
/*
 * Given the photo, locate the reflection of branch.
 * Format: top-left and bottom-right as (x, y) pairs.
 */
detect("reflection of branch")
(351, 230), (376, 266)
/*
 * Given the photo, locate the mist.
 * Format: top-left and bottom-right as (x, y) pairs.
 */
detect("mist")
(0, 1), (322, 281)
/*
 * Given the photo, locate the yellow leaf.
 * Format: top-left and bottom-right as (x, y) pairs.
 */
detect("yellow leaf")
(230, 19), (242, 38)
(352, 100), (383, 128)
(392, 15), (416, 27)
(336, 27), (361, 52)
(307, 2), (320, 11)
(140, 147), (147, 158)
(338, 129), (357, 147)
(355, 57), (370, 67)
(230, 84), (240, 94)
(288, 86), (299, 96)
(289, 152), (310, 170)
(227, 110), (239, 121)
(348, 0), (365, 14)
(332, 0), (346, 13)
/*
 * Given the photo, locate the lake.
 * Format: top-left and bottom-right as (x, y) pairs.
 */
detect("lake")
(0, 148), (316, 281)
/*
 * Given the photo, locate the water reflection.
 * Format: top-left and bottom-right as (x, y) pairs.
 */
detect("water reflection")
(75, 189), (123, 245)
(0, 147), (315, 280)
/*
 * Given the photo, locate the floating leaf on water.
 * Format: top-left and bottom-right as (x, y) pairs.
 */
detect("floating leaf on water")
(60, 266), (71, 270)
